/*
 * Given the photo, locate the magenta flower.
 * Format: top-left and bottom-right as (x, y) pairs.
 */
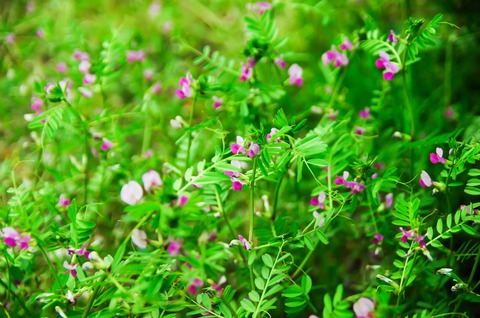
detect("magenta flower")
(187, 279), (204, 295)
(73, 50), (90, 61)
(75, 244), (90, 259)
(266, 128), (280, 142)
(430, 148), (446, 164)
(372, 233), (384, 246)
(274, 55), (286, 68)
(238, 235), (251, 250)
(142, 170), (163, 191)
(83, 73), (96, 85)
(178, 195), (189, 207)
(176, 72), (193, 99)
(322, 46), (349, 67)
(127, 50), (145, 63)
(247, 143), (260, 158)
(288, 64), (303, 86)
(58, 194), (71, 207)
(239, 58), (256, 81)
(355, 126), (366, 135)
(334, 171), (350, 185)
(120, 181), (143, 205)
(101, 138), (112, 151)
(310, 191), (326, 209)
(399, 227), (415, 243)
(63, 261), (78, 278)
(419, 170), (432, 188)
(31, 97), (43, 113)
(132, 229), (148, 249)
(231, 179), (245, 191)
(375, 51), (399, 80)
(167, 239), (182, 256)
(212, 96), (223, 109)
(359, 107), (370, 119)
(2, 228), (20, 247)
(413, 234), (427, 248)
(247, 2), (272, 16)
(230, 136), (246, 155)
(353, 297), (374, 318)
(339, 37), (353, 51)
(388, 30), (398, 43)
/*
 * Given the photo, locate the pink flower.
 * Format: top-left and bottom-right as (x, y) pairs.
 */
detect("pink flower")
(247, 2), (272, 16)
(313, 211), (325, 227)
(6, 33), (15, 44)
(413, 234), (427, 248)
(231, 179), (245, 191)
(266, 128), (280, 143)
(339, 37), (353, 51)
(359, 107), (370, 119)
(310, 191), (326, 209)
(176, 72), (193, 99)
(31, 97), (43, 113)
(58, 194), (71, 207)
(355, 126), (366, 135)
(388, 30), (398, 43)
(127, 50), (145, 63)
(239, 58), (256, 81)
(238, 235), (251, 250)
(212, 96), (223, 109)
(152, 82), (162, 94)
(18, 235), (31, 249)
(334, 171), (349, 185)
(322, 46), (349, 67)
(76, 244), (90, 259)
(231, 136), (246, 155)
(372, 233), (384, 246)
(430, 148), (446, 164)
(79, 60), (91, 74)
(73, 50), (89, 61)
(83, 73), (96, 85)
(399, 227), (415, 243)
(79, 87), (93, 98)
(275, 55), (286, 68)
(56, 62), (67, 73)
(167, 239), (182, 256)
(132, 229), (148, 249)
(2, 228), (20, 247)
(444, 106), (454, 119)
(385, 193), (393, 208)
(36, 28), (45, 39)
(142, 170), (163, 191)
(375, 51), (399, 80)
(101, 138), (112, 151)
(419, 170), (432, 188)
(143, 69), (153, 81)
(120, 181), (143, 205)
(288, 64), (303, 86)
(187, 279), (204, 295)
(149, 1), (161, 17)
(247, 143), (260, 158)
(178, 195), (189, 207)
(63, 261), (78, 278)
(353, 297), (374, 318)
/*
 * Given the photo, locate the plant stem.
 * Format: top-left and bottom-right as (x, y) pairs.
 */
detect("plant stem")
(271, 171), (285, 222)
(0, 278), (34, 317)
(249, 157), (258, 243)
(185, 95), (198, 172)
(82, 273), (108, 318)
(36, 240), (64, 295)
(467, 245), (480, 286)
(291, 240), (318, 280)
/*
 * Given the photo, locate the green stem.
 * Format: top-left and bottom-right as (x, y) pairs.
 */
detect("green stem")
(185, 95), (198, 172)
(291, 241), (318, 280)
(249, 157), (258, 243)
(35, 240), (64, 295)
(82, 273), (108, 318)
(0, 278), (34, 317)
(271, 172), (285, 222)
(467, 246), (480, 286)
(366, 191), (379, 233)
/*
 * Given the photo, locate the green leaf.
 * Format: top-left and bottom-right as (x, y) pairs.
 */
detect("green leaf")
(302, 275), (312, 294)
(333, 284), (343, 305)
(262, 254), (274, 268)
(436, 219), (443, 234)
(240, 298), (256, 313)
(248, 290), (260, 302)
(255, 277), (265, 290)
(316, 229), (329, 244)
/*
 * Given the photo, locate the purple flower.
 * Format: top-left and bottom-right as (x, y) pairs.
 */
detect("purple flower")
(142, 170), (163, 191)
(31, 97), (43, 113)
(100, 138), (112, 151)
(375, 51), (399, 80)
(132, 229), (148, 249)
(413, 234), (427, 248)
(388, 30), (398, 43)
(430, 148), (446, 164)
(339, 37), (353, 51)
(73, 50), (90, 61)
(2, 228), (20, 247)
(334, 171), (349, 185)
(247, 2), (272, 16)
(167, 239), (182, 256)
(322, 46), (349, 67)
(187, 279), (204, 295)
(355, 126), (366, 135)
(212, 96), (223, 109)
(372, 233), (384, 246)
(176, 72), (193, 99)
(275, 55), (286, 68)
(385, 193), (393, 208)
(399, 227), (415, 243)
(419, 170), (432, 188)
(310, 191), (326, 209)
(247, 143), (260, 158)
(127, 50), (145, 63)
(178, 195), (189, 207)
(359, 107), (370, 119)
(230, 136), (246, 155)
(353, 297), (374, 318)
(238, 235), (251, 250)
(288, 64), (303, 86)
(239, 58), (256, 81)
(120, 181), (143, 205)
(58, 194), (71, 207)
(266, 128), (280, 142)
(63, 261), (78, 278)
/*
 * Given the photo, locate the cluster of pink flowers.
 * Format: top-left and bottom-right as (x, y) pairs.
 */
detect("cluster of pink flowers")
(400, 227), (433, 260)
(176, 72), (194, 99)
(73, 49), (96, 98)
(322, 37), (353, 67)
(126, 50), (145, 63)
(230, 135), (260, 158)
(239, 58), (256, 82)
(375, 51), (399, 80)
(334, 171), (365, 195)
(1, 228), (31, 249)
(120, 170), (163, 205)
(247, 2), (272, 16)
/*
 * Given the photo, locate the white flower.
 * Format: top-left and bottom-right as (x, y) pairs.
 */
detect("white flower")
(120, 181), (143, 205)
